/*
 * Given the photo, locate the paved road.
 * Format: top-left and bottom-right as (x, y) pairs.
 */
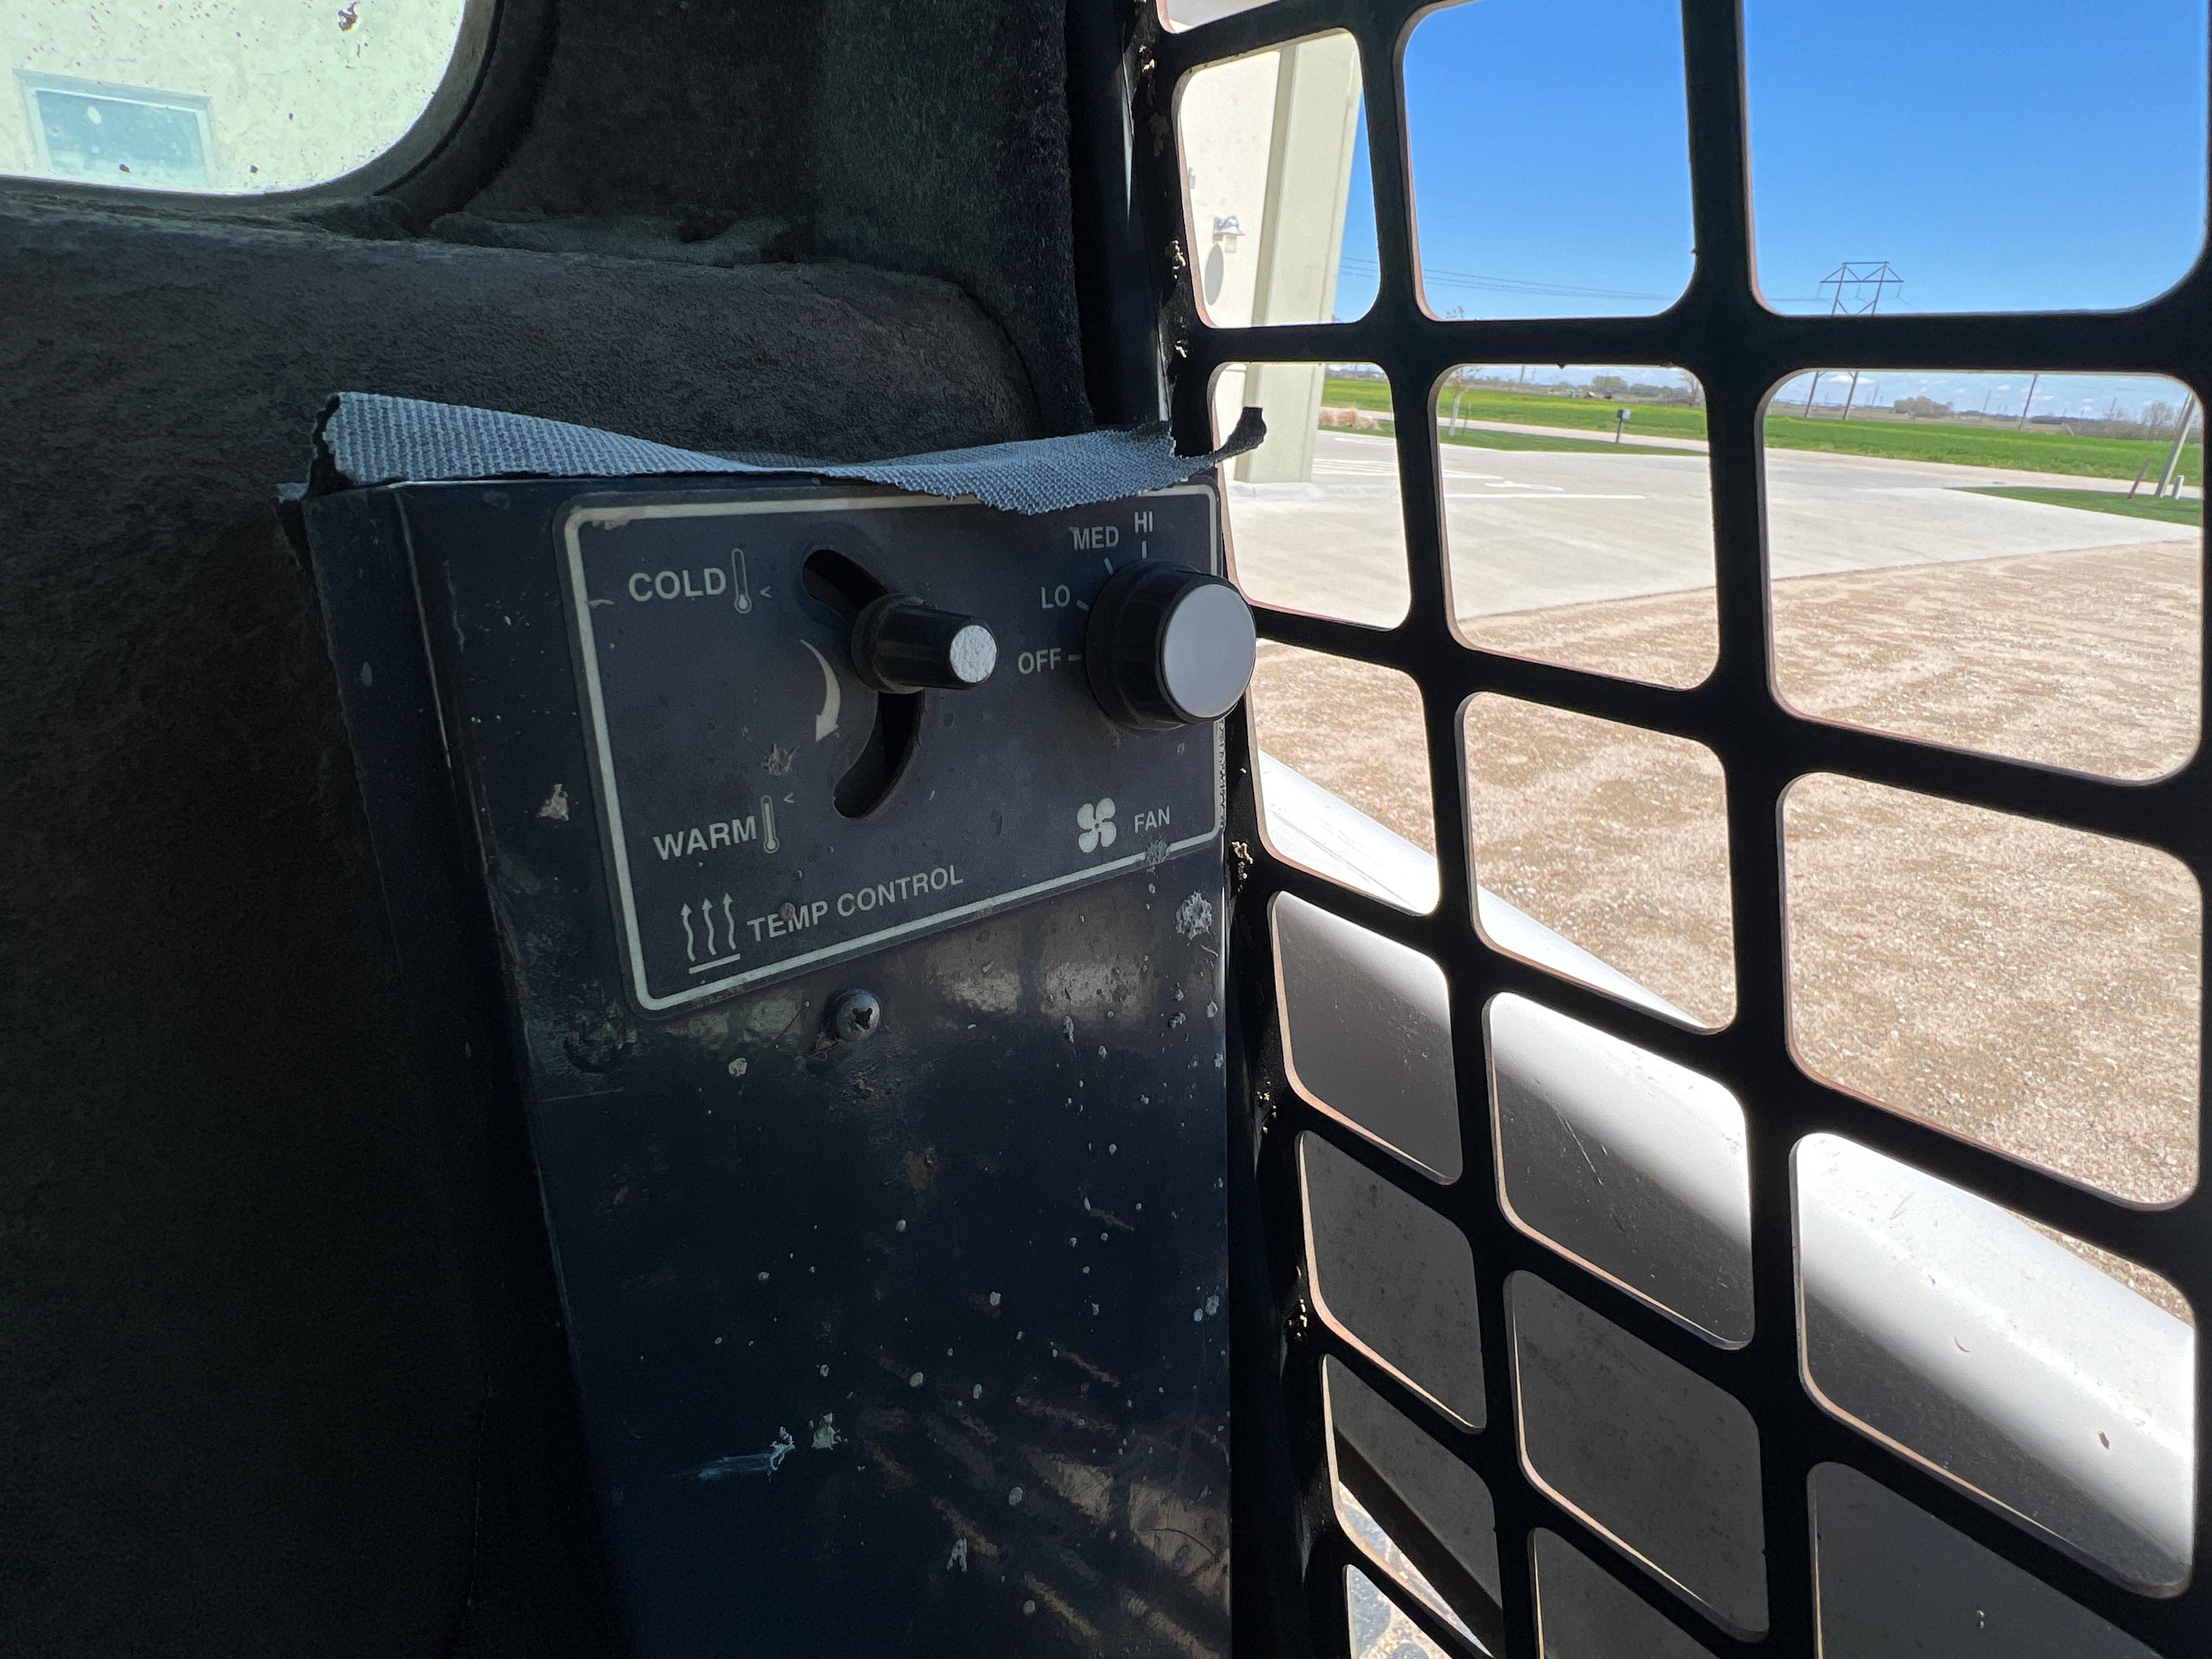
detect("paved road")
(1227, 430), (2195, 626)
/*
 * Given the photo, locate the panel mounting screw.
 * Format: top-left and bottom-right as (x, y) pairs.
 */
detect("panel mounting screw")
(829, 990), (883, 1043)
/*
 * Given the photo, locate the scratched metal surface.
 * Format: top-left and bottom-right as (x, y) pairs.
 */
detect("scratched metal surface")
(524, 877), (1232, 1657)
(306, 478), (1232, 1658)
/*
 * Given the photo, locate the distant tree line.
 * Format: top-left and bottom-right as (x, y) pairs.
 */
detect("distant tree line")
(1873, 394), (2195, 442)
(1427, 367), (1702, 407)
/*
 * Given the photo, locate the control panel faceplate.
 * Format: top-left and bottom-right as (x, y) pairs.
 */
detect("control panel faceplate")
(564, 487), (1221, 1011)
(305, 474), (1236, 1659)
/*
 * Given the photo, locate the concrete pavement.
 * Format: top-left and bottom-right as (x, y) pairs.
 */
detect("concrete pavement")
(1225, 429), (2196, 627)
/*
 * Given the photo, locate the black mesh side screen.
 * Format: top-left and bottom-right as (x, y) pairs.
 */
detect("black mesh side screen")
(1132, 2), (2212, 1657)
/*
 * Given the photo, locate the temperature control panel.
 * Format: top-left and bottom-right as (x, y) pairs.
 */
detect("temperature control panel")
(562, 485), (1236, 1012)
(303, 474), (1241, 1659)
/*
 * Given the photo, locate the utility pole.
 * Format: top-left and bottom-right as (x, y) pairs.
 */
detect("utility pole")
(2015, 373), (2040, 431)
(2157, 393), (2198, 498)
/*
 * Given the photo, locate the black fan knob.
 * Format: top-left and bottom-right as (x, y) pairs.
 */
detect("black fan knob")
(1084, 563), (1256, 732)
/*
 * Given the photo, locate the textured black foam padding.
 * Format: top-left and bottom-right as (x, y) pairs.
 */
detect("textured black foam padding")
(468, 0), (1091, 430)
(809, 0), (1093, 432)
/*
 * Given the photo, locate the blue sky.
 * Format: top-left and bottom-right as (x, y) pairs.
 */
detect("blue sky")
(1332, 0), (2209, 326)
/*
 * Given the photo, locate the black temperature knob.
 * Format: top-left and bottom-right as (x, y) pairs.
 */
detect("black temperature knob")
(851, 594), (999, 694)
(1084, 563), (1257, 732)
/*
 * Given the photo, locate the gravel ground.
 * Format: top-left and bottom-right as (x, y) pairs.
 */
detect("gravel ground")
(1247, 650), (1438, 852)
(1461, 695), (1735, 1029)
(1455, 540), (2200, 781)
(1251, 541), (2201, 1304)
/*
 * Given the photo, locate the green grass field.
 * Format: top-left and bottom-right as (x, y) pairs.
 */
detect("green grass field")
(1444, 427), (1691, 456)
(1342, 411), (1692, 456)
(1320, 377), (2203, 483)
(1760, 415), (2202, 481)
(1431, 385), (1709, 439)
(1963, 486), (2202, 527)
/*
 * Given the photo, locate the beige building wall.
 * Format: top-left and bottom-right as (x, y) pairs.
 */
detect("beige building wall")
(1179, 31), (1363, 486)
(2, 0), (469, 194)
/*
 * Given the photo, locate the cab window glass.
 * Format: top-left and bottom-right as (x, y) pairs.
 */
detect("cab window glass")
(4, 1), (478, 195)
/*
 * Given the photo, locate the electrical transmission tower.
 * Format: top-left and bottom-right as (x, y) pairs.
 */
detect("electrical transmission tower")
(1817, 261), (1904, 316)
(1802, 262), (1902, 419)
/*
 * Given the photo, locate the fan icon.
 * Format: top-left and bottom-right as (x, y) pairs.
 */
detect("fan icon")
(1077, 798), (1118, 854)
